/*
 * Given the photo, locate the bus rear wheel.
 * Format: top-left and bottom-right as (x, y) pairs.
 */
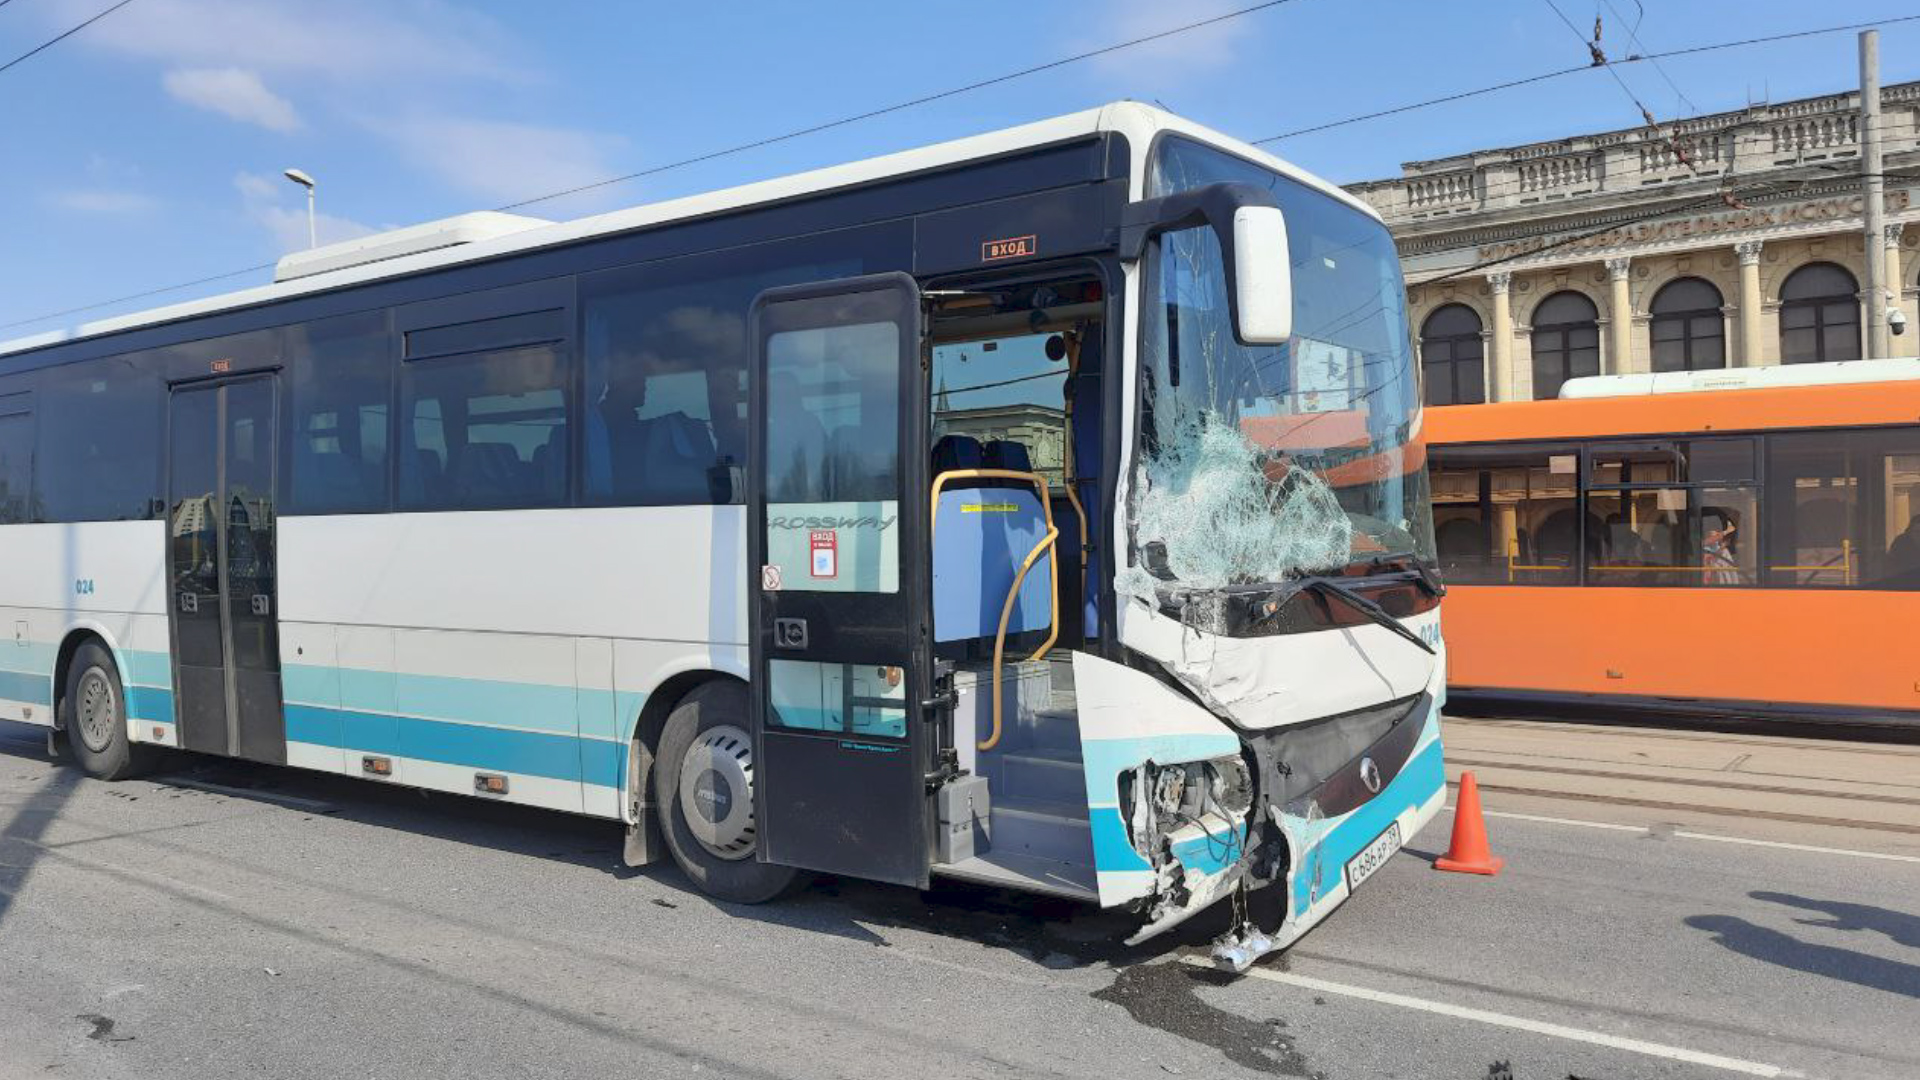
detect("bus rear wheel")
(653, 680), (804, 904)
(63, 641), (155, 781)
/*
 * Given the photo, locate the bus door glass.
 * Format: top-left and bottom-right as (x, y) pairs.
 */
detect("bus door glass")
(746, 273), (933, 887)
(166, 375), (286, 762)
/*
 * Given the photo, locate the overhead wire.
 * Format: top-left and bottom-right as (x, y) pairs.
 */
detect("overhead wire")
(9, 9), (1920, 336)
(3, 0), (1306, 333)
(1255, 12), (1920, 144)
(1597, 0), (1699, 115)
(0, 0), (135, 77)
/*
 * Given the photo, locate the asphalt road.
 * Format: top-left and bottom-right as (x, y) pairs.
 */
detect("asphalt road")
(3, 716), (1916, 1080)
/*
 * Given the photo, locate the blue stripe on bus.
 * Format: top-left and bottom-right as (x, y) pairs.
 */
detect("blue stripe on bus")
(281, 665), (624, 741)
(284, 704), (623, 787)
(1290, 733), (1446, 915)
(126, 685), (175, 723)
(0, 668), (51, 707)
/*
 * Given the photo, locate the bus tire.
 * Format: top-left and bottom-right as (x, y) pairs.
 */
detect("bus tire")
(62, 640), (154, 781)
(654, 680), (805, 904)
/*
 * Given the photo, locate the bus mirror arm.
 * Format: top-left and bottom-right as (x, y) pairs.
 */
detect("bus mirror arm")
(1118, 182), (1292, 346)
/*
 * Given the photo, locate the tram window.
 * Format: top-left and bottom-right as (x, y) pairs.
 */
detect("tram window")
(286, 313), (391, 514)
(1428, 448), (1578, 585)
(1588, 443), (1679, 486)
(34, 356), (161, 522)
(1683, 439), (1754, 483)
(1771, 427), (1920, 590)
(1765, 432), (1857, 587)
(0, 397), (31, 524)
(1866, 433), (1920, 590)
(1587, 487), (1755, 587)
(399, 344), (569, 510)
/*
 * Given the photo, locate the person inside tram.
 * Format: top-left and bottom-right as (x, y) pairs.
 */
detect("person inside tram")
(1701, 507), (1744, 586)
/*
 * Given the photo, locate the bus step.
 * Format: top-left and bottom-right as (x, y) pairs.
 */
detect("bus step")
(1016, 707), (1081, 752)
(988, 802), (1095, 865)
(999, 747), (1085, 806)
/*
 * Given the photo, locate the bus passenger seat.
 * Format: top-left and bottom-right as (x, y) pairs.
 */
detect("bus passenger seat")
(453, 443), (525, 502)
(932, 434), (985, 476)
(983, 439), (1032, 475)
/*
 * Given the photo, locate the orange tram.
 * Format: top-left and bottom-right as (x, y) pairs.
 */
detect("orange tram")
(1426, 369), (1920, 727)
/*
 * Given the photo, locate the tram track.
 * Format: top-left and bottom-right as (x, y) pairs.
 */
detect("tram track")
(1448, 776), (1920, 836)
(1445, 755), (1920, 809)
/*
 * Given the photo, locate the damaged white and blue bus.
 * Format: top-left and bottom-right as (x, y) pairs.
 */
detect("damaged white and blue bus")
(0, 104), (1444, 964)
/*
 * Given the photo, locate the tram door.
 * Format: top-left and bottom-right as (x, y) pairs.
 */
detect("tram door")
(166, 376), (286, 763)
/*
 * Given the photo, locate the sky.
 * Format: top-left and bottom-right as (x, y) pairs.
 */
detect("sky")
(3, 0), (1918, 338)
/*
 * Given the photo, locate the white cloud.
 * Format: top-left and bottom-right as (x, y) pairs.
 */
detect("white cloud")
(372, 115), (628, 210)
(50, 0), (517, 84)
(164, 68), (301, 132)
(234, 170), (377, 253)
(47, 189), (159, 214)
(1089, 0), (1246, 84)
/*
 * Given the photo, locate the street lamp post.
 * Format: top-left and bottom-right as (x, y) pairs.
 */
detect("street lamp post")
(283, 168), (317, 249)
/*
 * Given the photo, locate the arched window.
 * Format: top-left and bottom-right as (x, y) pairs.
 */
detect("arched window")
(1420, 304), (1484, 406)
(1779, 262), (1860, 364)
(1530, 291), (1599, 400)
(1649, 277), (1726, 372)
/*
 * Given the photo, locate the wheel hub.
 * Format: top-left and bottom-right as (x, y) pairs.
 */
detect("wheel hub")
(75, 667), (118, 753)
(678, 724), (756, 861)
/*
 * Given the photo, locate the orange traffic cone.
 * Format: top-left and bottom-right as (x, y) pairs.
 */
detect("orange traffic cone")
(1435, 771), (1503, 875)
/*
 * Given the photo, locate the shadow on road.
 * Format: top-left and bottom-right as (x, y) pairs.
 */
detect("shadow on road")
(1749, 890), (1920, 950)
(0, 722), (1247, 972)
(1684, 910), (1920, 1000)
(0, 723), (80, 932)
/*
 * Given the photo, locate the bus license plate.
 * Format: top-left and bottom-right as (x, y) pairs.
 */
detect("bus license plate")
(1344, 821), (1403, 892)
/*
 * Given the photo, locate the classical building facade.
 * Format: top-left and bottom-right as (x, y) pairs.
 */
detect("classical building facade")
(1349, 80), (1920, 403)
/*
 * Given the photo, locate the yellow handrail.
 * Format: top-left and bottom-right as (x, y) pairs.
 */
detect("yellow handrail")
(930, 468), (1059, 752)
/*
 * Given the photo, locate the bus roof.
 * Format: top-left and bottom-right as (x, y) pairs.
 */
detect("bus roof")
(1558, 357), (1920, 399)
(1426, 376), (1920, 444)
(1, 102), (1376, 362)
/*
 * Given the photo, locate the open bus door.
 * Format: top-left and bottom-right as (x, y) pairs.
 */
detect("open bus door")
(746, 273), (935, 888)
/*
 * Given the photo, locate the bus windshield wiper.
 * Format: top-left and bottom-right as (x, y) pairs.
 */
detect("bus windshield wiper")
(1368, 553), (1446, 598)
(1296, 575), (1435, 655)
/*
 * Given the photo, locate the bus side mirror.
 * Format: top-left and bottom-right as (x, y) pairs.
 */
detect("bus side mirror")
(1120, 182), (1294, 347)
(1230, 205), (1292, 344)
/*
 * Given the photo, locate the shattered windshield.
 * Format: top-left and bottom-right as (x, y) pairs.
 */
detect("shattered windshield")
(1123, 138), (1433, 599)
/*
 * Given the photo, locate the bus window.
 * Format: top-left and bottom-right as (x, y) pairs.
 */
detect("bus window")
(399, 344), (570, 510)
(1429, 447), (1577, 584)
(0, 393), (30, 524)
(287, 313), (390, 515)
(1588, 486), (1755, 587)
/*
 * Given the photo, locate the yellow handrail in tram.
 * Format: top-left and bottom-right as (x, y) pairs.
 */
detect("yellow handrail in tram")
(930, 468), (1059, 752)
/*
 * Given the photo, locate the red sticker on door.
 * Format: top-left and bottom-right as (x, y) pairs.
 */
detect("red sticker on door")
(809, 530), (838, 578)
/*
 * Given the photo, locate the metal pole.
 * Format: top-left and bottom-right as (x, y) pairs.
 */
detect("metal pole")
(305, 185), (317, 249)
(1862, 29), (1889, 359)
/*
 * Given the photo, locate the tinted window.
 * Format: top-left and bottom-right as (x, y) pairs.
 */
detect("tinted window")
(35, 356), (161, 522)
(1429, 446), (1578, 584)
(286, 312), (391, 514)
(580, 244), (863, 507)
(406, 309), (563, 359)
(1767, 428), (1920, 590)
(1779, 262), (1860, 365)
(399, 344), (569, 510)
(1420, 304), (1485, 407)
(1649, 277), (1726, 373)
(0, 393), (32, 524)
(765, 320), (899, 504)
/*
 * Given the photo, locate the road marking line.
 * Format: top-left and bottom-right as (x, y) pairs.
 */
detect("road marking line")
(1207, 961), (1792, 1077)
(1472, 807), (1920, 864)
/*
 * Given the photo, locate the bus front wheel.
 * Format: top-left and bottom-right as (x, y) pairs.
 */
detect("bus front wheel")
(654, 680), (804, 904)
(63, 640), (155, 781)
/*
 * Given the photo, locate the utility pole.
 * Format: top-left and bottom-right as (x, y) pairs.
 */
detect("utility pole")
(1861, 29), (1890, 359)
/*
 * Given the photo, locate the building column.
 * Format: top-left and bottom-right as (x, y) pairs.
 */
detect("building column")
(1487, 272), (1514, 401)
(1736, 241), (1765, 366)
(1605, 258), (1633, 374)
